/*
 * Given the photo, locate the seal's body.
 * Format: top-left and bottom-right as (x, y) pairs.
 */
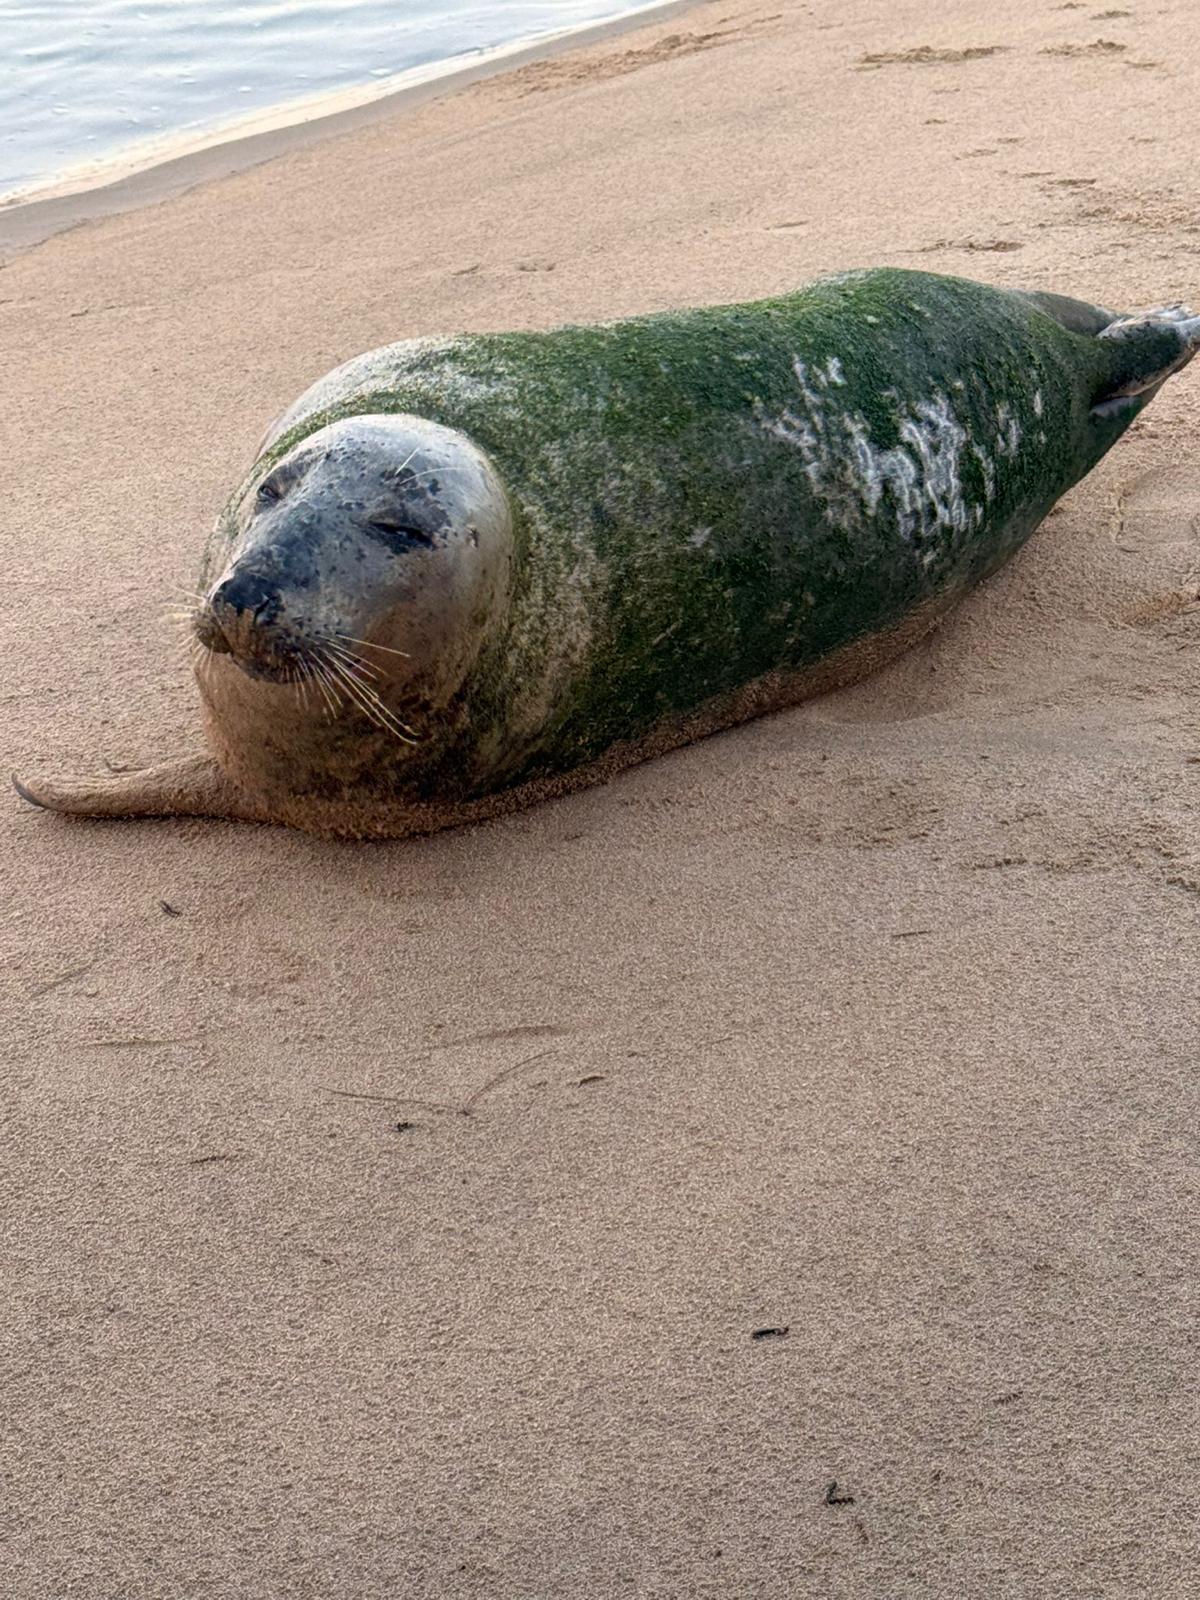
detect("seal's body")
(16, 270), (1200, 836)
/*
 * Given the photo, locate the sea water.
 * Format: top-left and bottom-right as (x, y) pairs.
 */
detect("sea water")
(1, 0), (674, 204)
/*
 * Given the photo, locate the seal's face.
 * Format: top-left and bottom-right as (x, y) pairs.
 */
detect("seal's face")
(195, 414), (512, 721)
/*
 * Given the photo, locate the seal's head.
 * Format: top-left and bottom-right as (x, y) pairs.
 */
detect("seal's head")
(195, 413), (513, 728)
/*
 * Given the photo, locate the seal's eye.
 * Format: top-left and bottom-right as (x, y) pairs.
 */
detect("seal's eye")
(370, 519), (436, 551)
(257, 480), (283, 505)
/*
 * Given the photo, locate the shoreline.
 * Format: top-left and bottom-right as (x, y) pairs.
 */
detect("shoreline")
(0, 0), (700, 262)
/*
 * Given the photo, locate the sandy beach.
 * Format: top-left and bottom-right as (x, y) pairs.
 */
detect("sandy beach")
(4, 0), (1199, 1593)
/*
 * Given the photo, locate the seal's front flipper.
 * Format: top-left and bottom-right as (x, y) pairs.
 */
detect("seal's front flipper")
(12, 755), (265, 825)
(1093, 308), (1200, 415)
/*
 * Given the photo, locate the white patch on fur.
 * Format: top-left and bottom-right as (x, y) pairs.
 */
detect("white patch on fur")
(757, 357), (983, 544)
(996, 403), (1022, 459)
(1033, 389), (1044, 417)
(970, 443), (996, 502)
(790, 356), (825, 410)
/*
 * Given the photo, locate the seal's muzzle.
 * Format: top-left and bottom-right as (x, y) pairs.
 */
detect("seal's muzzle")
(198, 569), (299, 676)
(212, 570), (281, 627)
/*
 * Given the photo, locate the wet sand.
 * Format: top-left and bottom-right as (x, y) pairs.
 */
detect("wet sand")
(4, 0), (1199, 1594)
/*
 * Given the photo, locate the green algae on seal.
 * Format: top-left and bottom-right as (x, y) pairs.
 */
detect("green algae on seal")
(15, 268), (1200, 838)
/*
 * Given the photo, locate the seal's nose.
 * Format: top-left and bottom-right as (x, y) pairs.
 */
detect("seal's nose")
(211, 570), (282, 628)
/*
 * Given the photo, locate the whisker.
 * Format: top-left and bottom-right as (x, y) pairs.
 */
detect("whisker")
(331, 661), (420, 741)
(321, 650), (388, 717)
(322, 641), (378, 686)
(305, 659), (327, 716)
(323, 639), (381, 680)
(322, 661), (347, 717)
(322, 653), (390, 730)
(334, 632), (411, 659)
(321, 650), (419, 746)
(193, 645), (216, 693)
(400, 464), (472, 484)
(310, 659), (342, 719)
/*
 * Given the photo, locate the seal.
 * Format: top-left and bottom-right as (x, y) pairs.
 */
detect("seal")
(14, 268), (1199, 838)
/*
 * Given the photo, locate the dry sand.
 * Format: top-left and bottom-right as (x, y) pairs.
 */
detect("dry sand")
(4, 0), (1200, 1594)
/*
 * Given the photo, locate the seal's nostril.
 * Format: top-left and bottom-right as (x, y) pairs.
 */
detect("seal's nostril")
(213, 571), (282, 626)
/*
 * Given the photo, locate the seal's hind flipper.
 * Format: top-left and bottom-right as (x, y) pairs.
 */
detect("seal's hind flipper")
(1010, 288), (1120, 337)
(1013, 287), (1200, 416)
(1093, 309), (1200, 412)
(12, 755), (264, 825)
